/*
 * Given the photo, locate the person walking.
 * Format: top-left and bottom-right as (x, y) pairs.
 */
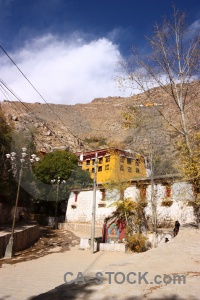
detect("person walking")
(173, 220), (180, 237)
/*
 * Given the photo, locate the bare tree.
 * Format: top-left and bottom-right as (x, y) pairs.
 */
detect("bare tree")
(118, 6), (200, 157)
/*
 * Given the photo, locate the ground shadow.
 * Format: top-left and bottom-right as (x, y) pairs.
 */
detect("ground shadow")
(28, 276), (99, 300)
(126, 297), (198, 300)
(27, 277), (198, 300)
(0, 226), (80, 267)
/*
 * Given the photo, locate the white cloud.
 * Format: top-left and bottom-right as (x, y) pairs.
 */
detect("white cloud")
(188, 19), (200, 37)
(0, 33), (131, 105)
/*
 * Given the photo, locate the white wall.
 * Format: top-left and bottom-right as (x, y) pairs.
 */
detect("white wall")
(66, 190), (116, 224)
(145, 182), (195, 225)
(66, 181), (196, 226)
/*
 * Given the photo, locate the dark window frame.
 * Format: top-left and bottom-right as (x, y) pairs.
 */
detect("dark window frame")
(98, 157), (103, 164)
(135, 159), (140, 166)
(86, 160), (90, 165)
(105, 156), (110, 162)
(127, 158), (132, 165)
(120, 165), (124, 171)
(98, 166), (102, 172)
(128, 167), (132, 173)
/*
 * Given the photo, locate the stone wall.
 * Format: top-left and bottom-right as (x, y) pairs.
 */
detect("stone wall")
(59, 222), (103, 236)
(0, 224), (40, 258)
(99, 243), (126, 252)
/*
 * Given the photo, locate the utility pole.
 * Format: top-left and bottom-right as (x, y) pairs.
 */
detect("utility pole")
(149, 143), (157, 244)
(91, 152), (98, 254)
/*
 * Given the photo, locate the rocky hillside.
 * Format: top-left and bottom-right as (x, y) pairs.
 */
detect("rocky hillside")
(0, 80), (199, 172)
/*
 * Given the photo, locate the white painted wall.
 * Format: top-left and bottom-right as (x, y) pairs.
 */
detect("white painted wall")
(66, 189), (116, 225)
(66, 181), (196, 226)
(145, 182), (195, 225)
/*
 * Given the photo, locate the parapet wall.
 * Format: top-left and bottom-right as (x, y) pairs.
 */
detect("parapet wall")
(0, 224), (40, 258)
(59, 222), (102, 237)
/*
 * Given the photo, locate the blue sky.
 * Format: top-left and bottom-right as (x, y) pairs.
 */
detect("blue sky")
(0, 0), (199, 105)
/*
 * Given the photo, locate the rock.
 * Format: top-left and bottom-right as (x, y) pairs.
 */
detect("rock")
(43, 130), (52, 136)
(34, 123), (40, 128)
(15, 125), (25, 131)
(12, 116), (18, 121)
(53, 146), (68, 151)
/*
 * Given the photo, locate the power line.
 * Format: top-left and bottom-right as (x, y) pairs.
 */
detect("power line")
(0, 85), (45, 149)
(0, 79), (76, 151)
(0, 44), (85, 148)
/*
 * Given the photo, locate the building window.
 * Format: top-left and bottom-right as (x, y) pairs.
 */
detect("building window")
(105, 155), (110, 162)
(98, 166), (102, 172)
(92, 159), (95, 165)
(105, 164), (109, 170)
(120, 156), (125, 163)
(86, 168), (89, 172)
(98, 157), (103, 164)
(91, 168), (95, 173)
(135, 159), (140, 166)
(100, 189), (106, 200)
(74, 191), (79, 202)
(86, 160), (90, 165)
(136, 168), (140, 173)
(166, 185), (171, 197)
(120, 165), (124, 171)
(140, 186), (147, 200)
(127, 158), (132, 164)
(128, 167), (132, 172)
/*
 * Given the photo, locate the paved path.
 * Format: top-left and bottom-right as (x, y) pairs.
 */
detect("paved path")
(0, 227), (199, 300)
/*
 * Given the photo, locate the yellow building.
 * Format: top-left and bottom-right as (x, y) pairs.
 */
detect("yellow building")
(76, 148), (146, 185)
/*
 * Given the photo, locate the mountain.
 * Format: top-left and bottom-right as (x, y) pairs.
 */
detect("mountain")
(0, 80), (199, 174)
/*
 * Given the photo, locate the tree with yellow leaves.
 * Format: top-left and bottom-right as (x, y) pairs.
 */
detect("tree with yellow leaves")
(118, 6), (200, 159)
(179, 132), (200, 227)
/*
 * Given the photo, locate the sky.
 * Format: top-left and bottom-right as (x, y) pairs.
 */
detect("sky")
(0, 0), (200, 105)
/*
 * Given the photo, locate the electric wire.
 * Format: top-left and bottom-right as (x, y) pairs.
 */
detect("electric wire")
(0, 79), (75, 151)
(0, 45), (84, 147)
(0, 84), (47, 149)
(0, 87), (44, 149)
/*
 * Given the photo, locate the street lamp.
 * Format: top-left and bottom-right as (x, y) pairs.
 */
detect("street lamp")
(51, 177), (66, 229)
(4, 148), (40, 258)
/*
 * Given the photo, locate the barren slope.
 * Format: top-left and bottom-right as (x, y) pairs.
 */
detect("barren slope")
(1, 80), (199, 171)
